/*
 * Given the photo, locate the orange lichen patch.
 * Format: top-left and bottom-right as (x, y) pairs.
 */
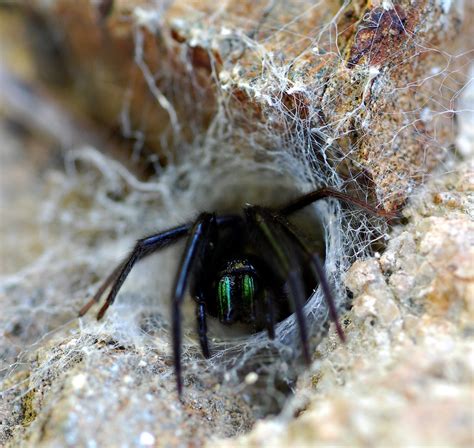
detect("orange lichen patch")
(348, 5), (418, 67)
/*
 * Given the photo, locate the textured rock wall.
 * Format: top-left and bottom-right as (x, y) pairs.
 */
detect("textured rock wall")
(0, 1), (472, 447)
(11, 0), (470, 209)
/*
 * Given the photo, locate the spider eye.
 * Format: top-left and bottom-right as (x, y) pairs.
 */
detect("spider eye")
(217, 273), (256, 324)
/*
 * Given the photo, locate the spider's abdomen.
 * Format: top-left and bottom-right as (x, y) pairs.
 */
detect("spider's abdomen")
(216, 259), (258, 325)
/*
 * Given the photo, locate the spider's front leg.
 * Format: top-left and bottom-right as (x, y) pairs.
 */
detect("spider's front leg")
(247, 257), (278, 340)
(271, 186), (399, 341)
(171, 212), (217, 397)
(273, 214), (345, 342)
(245, 206), (311, 365)
(196, 300), (210, 359)
(279, 186), (398, 218)
(78, 224), (191, 318)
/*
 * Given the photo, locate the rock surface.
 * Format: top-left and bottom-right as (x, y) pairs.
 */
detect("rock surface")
(1, 2), (473, 447)
(5, 0), (471, 210)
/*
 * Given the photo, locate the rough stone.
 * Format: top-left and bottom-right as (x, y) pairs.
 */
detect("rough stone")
(1, 2), (472, 447)
(4, 1), (471, 209)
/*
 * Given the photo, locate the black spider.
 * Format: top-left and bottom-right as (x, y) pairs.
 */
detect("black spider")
(79, 187), (393, 396)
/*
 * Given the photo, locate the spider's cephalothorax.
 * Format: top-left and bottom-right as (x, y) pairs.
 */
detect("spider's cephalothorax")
(79, 187), (394, 397)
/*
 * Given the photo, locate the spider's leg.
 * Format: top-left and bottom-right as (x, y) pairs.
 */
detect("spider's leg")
(196, 300), (210, 358)
(245, 206), (310, 364)
(172, 212), (217, 397)
(279, 187), (397, 217)
(79, 223), (191, 319)
(78, 261), (125, 316)
(273, 214), (345, 342)
(251, 257), (277, 339)
(263, 289), (276, 340)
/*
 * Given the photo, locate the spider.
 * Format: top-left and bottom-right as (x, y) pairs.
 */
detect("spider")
(79, 187), (393, 396)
